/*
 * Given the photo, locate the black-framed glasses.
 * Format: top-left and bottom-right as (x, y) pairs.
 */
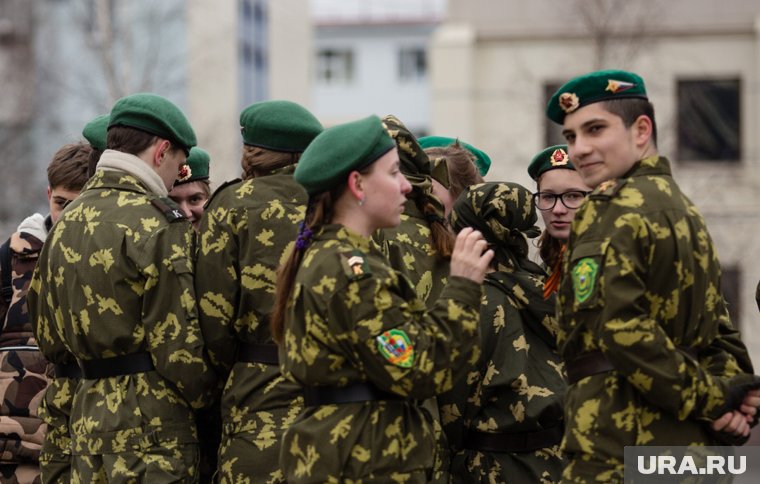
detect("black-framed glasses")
(532, 191), (590, 211)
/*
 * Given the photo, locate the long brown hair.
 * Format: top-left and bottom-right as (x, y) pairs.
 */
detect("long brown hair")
(241, 145), (301, 180)
(418, 194), (455, 258)
(537, 231), (565, 269)
(271, 186), (343, 343)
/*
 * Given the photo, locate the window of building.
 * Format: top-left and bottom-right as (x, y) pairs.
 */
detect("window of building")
(721, 265), (741, 331)
(398, 47), (426, 82)
(677, 79), (741, 162)
(543, 81), (565, 147)
(316, 49), (354, 83)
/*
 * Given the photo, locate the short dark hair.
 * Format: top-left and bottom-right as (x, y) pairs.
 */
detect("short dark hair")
(47, 142), (91, 191)
(600, 98), (658, 147)
(106, 126), (182, 157)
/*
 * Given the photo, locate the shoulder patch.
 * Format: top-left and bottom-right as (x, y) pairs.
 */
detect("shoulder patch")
(206, 178), (243, 206)
(589, 177), (628, 201)
(340, 249), (371, 281)
(150, 197), (186, 222)
(376, 329), (415, 368)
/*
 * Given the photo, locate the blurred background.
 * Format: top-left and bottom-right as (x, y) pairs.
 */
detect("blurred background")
(3, 0), (760, 409)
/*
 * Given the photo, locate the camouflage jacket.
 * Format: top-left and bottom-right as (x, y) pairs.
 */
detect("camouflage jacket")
(29, 168), (218, 459)
(440, 269), (565, 483)
(195, 166), (305, 482)
(557, 156), (758, 481)
(280, 224), (482, 483)
(0, 214), (51, 468)
(374, 199), (448, 305)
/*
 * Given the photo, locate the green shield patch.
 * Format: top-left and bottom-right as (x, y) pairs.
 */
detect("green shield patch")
(572, 258), (599, 304)
(376, 329), (414, 368)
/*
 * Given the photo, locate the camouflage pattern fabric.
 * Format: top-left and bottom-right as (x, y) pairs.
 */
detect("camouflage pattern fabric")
(441, 182), (565, 483)
(557, 156), (759, 482)
(376, 114), (451, 483)
(279, 224), (482, 483)
(0, 225), (50, 483)
(195, 165), (306, 483)
(29, 166), (218, 483)
(374, 200), (448, 304)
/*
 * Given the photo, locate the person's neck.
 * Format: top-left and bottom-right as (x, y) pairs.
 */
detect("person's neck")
(332, 212), (373, 238)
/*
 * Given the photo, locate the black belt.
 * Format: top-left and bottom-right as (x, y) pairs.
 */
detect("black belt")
(463, 426), (563, 453)
(303, 382), (405, 406)
(566, 346), (699, 385)
(53, 361), (82, 379)
(79, 352), (155, 379)
(237, 343), (279, 366)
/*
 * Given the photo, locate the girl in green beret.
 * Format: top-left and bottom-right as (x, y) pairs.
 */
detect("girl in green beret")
(271, 115), (493, 483)
(168, 147), (211, 230)
(527, 145), (591, 298)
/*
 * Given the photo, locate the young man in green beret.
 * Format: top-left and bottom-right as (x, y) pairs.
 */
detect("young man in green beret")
(194, 99), (323, 483)
(169, 146), (211, 230)
(29, 93), (218, 483)
(0, 142), (90, 483)
(548, 69), (760, 481)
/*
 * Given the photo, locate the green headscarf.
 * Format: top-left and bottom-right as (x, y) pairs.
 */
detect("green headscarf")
(450, 182), (542, 273)
(382, 114), (447, 224)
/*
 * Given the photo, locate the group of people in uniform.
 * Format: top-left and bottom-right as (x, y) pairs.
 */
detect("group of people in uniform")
(1, 67), (759, 484)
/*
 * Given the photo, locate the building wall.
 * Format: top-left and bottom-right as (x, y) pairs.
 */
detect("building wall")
(312, 24), (433, 132)
(432, 0), (760, 360)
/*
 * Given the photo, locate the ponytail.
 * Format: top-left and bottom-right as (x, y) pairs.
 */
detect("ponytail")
(271, 189), (339, 342)
(419, 195), (455, 260)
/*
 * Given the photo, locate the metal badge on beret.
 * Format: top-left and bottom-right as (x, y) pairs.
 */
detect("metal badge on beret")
(177, 164), (192, 183)
(605, 79), (636, 93)
(550, 148), (569, 166)
(559, 92), (580, 113)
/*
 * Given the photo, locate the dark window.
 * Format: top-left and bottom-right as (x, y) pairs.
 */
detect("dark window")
(544, 82), (564, 147)
(398, 47), (426, 82)
(316, 49), (354, 83)
(721, 265), (741, 331)
(677, 79), (741, 162)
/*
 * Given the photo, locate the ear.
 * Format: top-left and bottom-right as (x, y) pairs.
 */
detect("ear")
(153, 140), (171, 167)
(46, 186), (52, 202)
(632, 114), (653, 148)
(346, 170), (364, 202)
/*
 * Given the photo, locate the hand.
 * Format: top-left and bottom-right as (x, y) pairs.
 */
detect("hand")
(739, 388), (760, 419)
(711, 410), (751, 437)
(449, 228), (494, 285)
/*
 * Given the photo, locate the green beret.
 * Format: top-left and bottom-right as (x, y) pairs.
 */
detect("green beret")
(527, 145), (576, 181)
(82, 114), (109, 151)
(175, 147), (210, 185)
(418, 135), (491, 176)
(547, 69), (648, 124)
(240, 100), (323, 152)
(109, 93), (197, 155)
(294, 115), (395, 195)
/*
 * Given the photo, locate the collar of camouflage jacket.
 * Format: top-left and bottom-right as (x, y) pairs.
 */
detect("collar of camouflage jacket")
(317, 224), (374, 253)
(97, 149), (168, 197)
(626, 155), (670, 179)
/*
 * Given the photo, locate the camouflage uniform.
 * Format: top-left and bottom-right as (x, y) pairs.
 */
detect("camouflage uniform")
(558, 156), (759, 482)
(279, 224), (482, 483)
(374, 115), (451, 482)
(29, 165), (218, 483)
(0, 215), (52, 484)
(374, 200), (448, 303)
(440, 182), (565, 483)
(195, 165), (306, 483)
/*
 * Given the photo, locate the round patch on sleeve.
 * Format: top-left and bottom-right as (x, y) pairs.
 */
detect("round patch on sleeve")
(376, 329), (415, 368)
(572, 257), (599, 304)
